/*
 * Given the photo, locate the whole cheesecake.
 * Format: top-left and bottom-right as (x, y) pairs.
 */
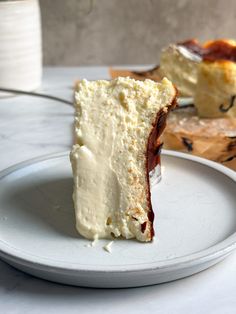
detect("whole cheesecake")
(70, 77), (177, 242)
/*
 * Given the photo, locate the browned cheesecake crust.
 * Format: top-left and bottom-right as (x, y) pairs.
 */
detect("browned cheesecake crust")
(179, 39), (236, 62)
(146, 93), (177, 238)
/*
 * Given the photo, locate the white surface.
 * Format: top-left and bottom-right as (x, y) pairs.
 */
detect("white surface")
(0, 151), (235, 288)
(0, 67), (235, 311)
(0, 0), (42, 94)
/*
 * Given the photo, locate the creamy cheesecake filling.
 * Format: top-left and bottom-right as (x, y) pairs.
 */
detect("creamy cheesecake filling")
(70, 77), (176, 242)
(160, 44), (200, 97)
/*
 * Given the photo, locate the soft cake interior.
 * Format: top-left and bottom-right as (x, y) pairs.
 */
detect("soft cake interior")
(70, 77), (176, 242)
(160, 44), (200, 97)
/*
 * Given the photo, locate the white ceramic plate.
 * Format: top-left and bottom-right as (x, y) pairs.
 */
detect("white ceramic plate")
(0, 151), (235, 288)
(178, 97), (194, 107)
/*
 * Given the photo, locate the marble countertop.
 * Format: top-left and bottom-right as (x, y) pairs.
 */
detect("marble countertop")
(0, 67), (235, 314)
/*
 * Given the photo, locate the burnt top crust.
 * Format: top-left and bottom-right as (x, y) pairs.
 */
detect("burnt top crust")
(179, 39), (236, 62)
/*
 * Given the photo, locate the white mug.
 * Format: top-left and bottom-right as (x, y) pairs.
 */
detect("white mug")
(0, 0), (42, 96)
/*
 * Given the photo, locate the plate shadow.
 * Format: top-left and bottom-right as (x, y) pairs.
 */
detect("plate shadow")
(2, 176), (80, 239)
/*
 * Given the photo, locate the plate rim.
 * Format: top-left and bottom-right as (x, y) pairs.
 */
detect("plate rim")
(0, 150), (235, 274)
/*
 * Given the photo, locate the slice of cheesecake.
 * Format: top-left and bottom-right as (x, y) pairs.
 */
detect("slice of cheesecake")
(70, 77), (177, 242)
(159, 40), (202, 97)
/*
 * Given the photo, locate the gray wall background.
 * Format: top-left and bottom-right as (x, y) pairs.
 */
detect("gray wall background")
(40, 0), (236, 66)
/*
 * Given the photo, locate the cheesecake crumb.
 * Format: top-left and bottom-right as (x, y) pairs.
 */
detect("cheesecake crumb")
(103, 241), (114, 253)
(85, 234), (98, 248)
